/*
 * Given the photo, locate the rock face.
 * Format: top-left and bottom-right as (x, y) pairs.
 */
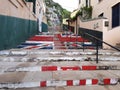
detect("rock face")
(44, 0), (70, 26)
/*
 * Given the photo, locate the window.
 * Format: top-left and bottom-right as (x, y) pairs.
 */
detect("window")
(112, 3), (120, 28)
(85, 0), (91, 7)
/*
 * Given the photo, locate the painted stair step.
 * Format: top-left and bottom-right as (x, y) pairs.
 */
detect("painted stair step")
(3, 65), (120, 73)
(0, 78), (119, 89)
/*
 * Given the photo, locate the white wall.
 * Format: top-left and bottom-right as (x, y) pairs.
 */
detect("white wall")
(0, 0), (37, 20)
(92, 0), (120, 49)
(103, 26), (120, 49)
(77, 16), (120, 49)
(78, 0), (98, 9)
(78, 17), (106, 32)
(92, 0), (120, 30)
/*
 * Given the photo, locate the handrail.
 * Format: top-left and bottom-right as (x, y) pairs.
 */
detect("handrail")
(83, 32), (120, 63)
(85, 33), (120, 51)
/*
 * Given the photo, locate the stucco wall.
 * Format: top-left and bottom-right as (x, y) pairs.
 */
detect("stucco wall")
(103, 26), (120, 49)
(92, 0), (120, 49)
(0, 0), (37, 20)
(0, 0), (41, 50)
(77, 16), (120, 49)
(78, 17), (107, 32)
(92, 0), (120, 30)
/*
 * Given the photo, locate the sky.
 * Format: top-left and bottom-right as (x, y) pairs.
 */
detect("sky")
(53, 0), (79, 12)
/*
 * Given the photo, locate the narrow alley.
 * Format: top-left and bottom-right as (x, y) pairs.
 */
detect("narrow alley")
(0, 29), (120, 90)
(0, 0), (120, 90)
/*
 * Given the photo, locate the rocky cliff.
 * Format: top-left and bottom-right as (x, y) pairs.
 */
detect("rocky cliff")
(44, 0), (70, 26)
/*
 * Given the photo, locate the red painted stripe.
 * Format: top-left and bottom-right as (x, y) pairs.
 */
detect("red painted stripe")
(59, 37), (89, 42)
(40, 81), (46, 87)
(61, 66), (80, 71)
(26, 46), (39, 49)
(42, 66), (57, 71)
(104, 78), (110, 85)
(67, 80), (73, 86)
(82, 66), (97, 70)
(80, 79), (86, 85)
(92, 79), (98, 85)
(72, 44), (77, 47)
(29, 36), (53, 41)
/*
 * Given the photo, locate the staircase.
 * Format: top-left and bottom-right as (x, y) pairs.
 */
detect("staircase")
(0, 33), (120, 89)
(0, 49), (120, 89)
(16, 33), (96, 50)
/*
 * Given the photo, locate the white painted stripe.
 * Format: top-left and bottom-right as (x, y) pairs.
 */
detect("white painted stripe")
(57, 67), (61, 71)
(110, 78), (118, 84)
(0, 82), (40, 88)
(16, 67), (40, 72)
(86, 79), (92, 85)
(20, 82), (40, 88)
(40, 67), (42, 71)
(26, 41), (54, 44)
(0, 51), (10, 55)
(73, 80), (80, 86)
(80, 66), (82, 70)
(47, 81), (66, 87)
(23, 46), (33, 49)
(10, 51), (27, 55)
(84, 42), (92, 44)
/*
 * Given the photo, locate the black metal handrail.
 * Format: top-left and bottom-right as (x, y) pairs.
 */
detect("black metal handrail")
(83, 32), (120, 63)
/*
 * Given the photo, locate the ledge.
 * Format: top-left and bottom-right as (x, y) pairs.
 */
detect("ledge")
(79, 16), (108, 22)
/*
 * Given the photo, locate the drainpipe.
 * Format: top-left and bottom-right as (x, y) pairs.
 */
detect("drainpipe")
(39, 7), (43, 32)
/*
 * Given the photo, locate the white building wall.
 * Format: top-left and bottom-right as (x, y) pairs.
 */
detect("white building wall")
(0, 0), (37, 20)
(78, 0), (120, 49)
(92, 0), (120, 48)
(78, 0), (98, 9)
(92, 0), (120, 30)
(103, 26), (120, 49)
(36, 0), (47, 32)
